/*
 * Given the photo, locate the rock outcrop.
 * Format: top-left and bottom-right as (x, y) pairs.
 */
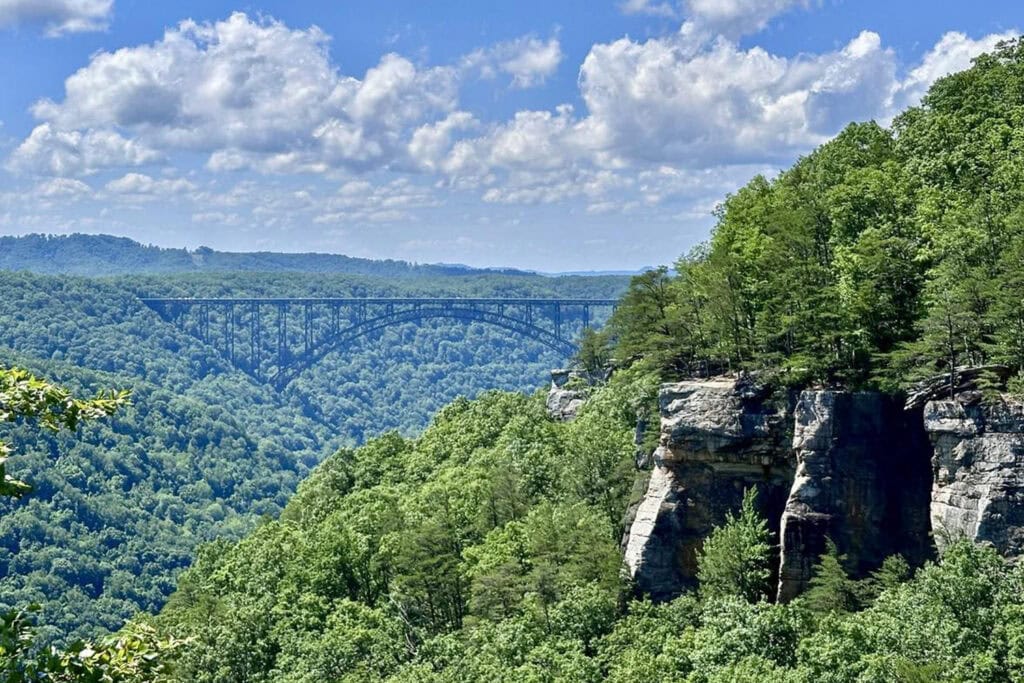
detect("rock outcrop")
(924, 395), (1024, 556)
(776, 392), (934, 601)
(623, 377), (793, 600)
(546, 369), (586, 421)
(621, 374), (1024, 603)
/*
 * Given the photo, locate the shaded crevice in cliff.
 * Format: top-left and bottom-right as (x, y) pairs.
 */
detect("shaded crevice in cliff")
(776, 392), (935, 601)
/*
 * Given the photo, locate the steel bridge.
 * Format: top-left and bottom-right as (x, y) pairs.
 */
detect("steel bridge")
(141, 297), (617, 390)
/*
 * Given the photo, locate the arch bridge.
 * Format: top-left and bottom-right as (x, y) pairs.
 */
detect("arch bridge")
(141, 297), (617, 390)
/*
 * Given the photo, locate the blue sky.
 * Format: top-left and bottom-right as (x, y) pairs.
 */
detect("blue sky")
(0, 1), (1019, 271)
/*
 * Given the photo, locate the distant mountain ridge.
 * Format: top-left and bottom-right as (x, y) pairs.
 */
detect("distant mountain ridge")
(0, 234), (536, 278)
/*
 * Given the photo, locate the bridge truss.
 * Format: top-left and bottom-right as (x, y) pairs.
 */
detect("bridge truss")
(140, 297), (617, 389)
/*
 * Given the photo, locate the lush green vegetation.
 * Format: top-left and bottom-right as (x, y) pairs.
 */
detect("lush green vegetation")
(152, 369), (657, 682)
(606, 39), (1024, 394)
(9, 36), (1024, 683)
(0, 268), (625, 644)
(149, 380), (1024, 682)
(0, 366), (183, 682)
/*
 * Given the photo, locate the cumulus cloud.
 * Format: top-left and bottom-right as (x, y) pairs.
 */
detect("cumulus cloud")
(0, 0), (112, 36)
(683, 0), (810, 39)
(16, 12), (457, 175)
(8, 123), (159, 175)
(892, 30), (1017, 113)
(5, 7), (1017, 225)
(463, 35), (564, 88)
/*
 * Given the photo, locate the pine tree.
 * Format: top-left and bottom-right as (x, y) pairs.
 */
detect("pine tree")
(697, 488), (773, 603)
(804, 539), (861, 613)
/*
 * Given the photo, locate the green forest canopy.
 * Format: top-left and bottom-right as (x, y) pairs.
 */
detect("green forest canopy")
(606, 38), (1024, 394)
(8, 35), (1024, 683)
(0, 268), (626, 644)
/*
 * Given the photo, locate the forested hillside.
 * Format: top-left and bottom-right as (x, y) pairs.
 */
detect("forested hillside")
(0, 268), (627, 644)
(151, 378), (1024, 682)
(607, 39), (1024, 396)
(131, 39), (1024, 683)
(0, 234), (533, 278)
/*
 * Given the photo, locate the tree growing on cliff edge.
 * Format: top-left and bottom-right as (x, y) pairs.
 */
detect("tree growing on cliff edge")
(574, 327), (612, 378)
(697, 488), (773, 604)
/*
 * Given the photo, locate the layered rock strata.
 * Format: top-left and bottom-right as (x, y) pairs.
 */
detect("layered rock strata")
(623, 377), (793, 600)
(924, 395), (1024, 556)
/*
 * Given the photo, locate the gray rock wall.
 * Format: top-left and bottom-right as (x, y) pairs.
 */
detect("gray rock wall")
(924, 396), (1024, 556)
(619, 377), (1023, 603)
(622, 378), (793, 600)
(776, 392), (934, 601)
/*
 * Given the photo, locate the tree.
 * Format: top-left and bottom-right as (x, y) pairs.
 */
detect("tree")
(1, 607), (185, 683)
(574, 328), (611, 378)
(803, 540), (861, 614)
(0, 368), (184, 681)
(0, 366), (129, 499)
(697, 488), (773, 603)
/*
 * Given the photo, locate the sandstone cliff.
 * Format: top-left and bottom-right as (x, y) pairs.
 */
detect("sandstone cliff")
(622, 377), (792, 600)
(622, 379), (940, 602)
(924, 394), (1024, 556)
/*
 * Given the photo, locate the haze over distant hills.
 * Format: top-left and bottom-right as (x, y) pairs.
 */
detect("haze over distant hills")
(0, 234), (547, 279)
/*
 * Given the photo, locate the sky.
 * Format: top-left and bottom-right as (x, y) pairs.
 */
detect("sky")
(0, 1), (1019, 271)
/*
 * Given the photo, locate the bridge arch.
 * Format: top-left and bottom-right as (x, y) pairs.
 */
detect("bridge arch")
(272, 306), (578, 389)
(140, 297), (617, 390)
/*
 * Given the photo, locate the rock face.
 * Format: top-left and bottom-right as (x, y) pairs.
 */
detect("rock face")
(924, 395), (1024, 556)
(623, 377), (793, 600)
(546, 369), (586, 421)
(622, 377), (1024, 603)
(776, 392), (934, 601)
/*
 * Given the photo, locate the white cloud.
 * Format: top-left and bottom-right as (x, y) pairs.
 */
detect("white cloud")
(684, 0), (810, 39)
(8, 123), (159, 175)
(5, 7), (1017, 232)
(0, 0), (112, 36)
(17, 12), (457, 175)
(499, 37), (563, 88)
(192, 211), (241, 225)
(463, 35), (563, 88)
(105, 172), (195, 195)
(430, 28), (898, 175)
(408, 111), (477, 171)
(892, 30), (1018, 112)
(315, 178), (439, 224)
(34, 177), (92, 197)
(620, 0), (677, 18)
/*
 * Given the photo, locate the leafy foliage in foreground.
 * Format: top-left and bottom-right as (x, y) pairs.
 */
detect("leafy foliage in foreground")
(607, 38), (1024, 392)
(0, 366), (129, 499)
(0, 367), (182, 682)
(155, 382), (1024, 682)
(2, 606), (185, 683)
